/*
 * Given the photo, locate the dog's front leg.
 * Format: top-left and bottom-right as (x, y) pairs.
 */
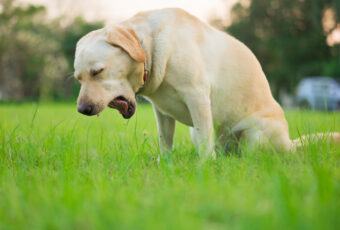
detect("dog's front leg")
(153, 105), (176, 157)
(185, 96), (215, 159)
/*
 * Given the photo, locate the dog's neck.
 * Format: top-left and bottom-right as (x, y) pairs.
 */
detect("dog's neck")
(128, 23), (165, 96)
(136, 39), (150, 95)
(136, 62), (149, 94)
(141, 40), (150, 83)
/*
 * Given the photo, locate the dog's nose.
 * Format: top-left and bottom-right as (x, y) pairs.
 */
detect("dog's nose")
(77, 103), (94, 116)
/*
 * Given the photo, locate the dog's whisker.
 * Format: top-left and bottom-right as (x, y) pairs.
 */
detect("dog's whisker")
(64, 72), (75, 82)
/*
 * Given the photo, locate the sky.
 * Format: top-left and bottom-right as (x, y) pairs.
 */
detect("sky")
(20, 0), (238, 25)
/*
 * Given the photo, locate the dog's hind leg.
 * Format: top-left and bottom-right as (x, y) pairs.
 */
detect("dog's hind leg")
(233, 115), (291, 152)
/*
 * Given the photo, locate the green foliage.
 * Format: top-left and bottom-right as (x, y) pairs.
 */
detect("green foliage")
(0, 104), (339, 229)
(0, 0), (103, 101)
(227, 0), (340, 97)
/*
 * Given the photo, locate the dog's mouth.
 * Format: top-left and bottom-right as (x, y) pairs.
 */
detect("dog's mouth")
(108, 96), (136, 119)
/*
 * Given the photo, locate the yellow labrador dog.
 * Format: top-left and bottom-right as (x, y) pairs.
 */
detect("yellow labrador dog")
(74, 8), (339, 158)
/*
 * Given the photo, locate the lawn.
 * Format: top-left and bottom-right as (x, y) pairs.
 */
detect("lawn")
(0, 103), (339, 230)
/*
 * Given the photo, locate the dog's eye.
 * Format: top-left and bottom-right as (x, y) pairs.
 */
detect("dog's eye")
(91, 68), (104, 77)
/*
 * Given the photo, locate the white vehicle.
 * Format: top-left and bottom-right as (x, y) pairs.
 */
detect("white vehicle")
(296, 77), (340, 110)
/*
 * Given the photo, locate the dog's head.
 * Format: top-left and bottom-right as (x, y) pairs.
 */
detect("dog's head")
(74, 26), (146, 118)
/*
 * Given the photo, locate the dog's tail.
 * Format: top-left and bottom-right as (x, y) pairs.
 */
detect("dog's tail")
(291, 132), (340, 150)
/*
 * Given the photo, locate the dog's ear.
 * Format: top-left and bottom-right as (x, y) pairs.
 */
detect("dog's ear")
(106, 26), (146, 63)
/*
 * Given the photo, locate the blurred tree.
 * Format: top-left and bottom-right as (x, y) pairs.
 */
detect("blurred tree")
(227, 0), (340, 97)
(0, 0), (66, 100)
(0, 0), (103, 101)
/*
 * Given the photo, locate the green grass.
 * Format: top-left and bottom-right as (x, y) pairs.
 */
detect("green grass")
(0, 103), (339, 230)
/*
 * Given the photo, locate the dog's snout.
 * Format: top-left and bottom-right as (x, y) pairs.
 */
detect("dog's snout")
(77, 103), (94, 116)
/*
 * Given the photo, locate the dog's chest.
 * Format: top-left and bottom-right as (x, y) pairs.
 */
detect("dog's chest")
(148, 83), (193, 126)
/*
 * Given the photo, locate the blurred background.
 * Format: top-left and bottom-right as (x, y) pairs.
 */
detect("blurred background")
(0, 0), (339, 109)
